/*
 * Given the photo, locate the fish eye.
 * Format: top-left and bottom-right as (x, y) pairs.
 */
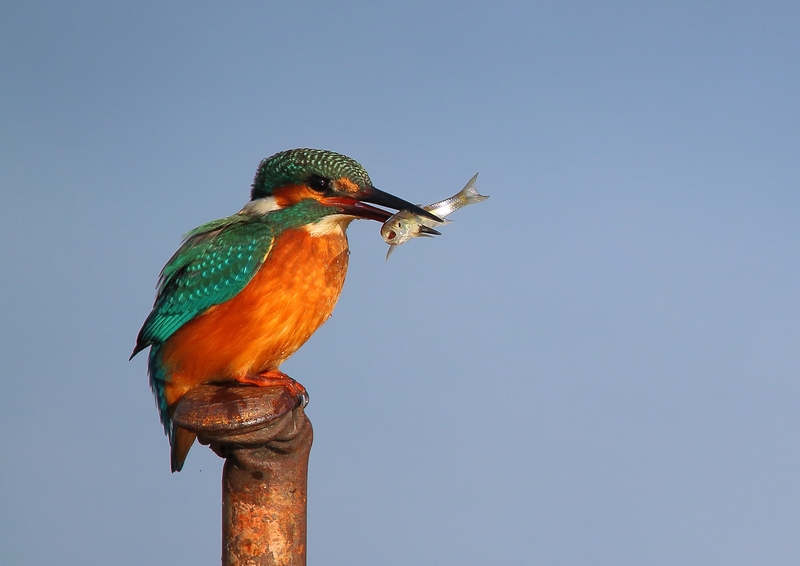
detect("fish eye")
(307, 175), (331, 193)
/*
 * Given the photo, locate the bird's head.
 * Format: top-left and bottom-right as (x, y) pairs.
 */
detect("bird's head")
(242, 148), (440, 224)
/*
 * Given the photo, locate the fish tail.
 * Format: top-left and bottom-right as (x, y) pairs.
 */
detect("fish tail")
(459, 172), (490, 205)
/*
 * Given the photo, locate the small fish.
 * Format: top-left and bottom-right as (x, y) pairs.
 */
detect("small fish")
(381, 172), (488, 259)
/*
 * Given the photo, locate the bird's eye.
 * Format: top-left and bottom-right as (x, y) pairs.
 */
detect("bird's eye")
(308, 175), (331, 193)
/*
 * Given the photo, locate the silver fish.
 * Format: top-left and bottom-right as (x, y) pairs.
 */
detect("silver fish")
(381, 172), (488, 259)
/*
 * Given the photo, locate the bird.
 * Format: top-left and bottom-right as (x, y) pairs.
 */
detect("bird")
(131, 148), (439, 472)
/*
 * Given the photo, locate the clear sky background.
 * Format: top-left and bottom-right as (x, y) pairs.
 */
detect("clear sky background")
(2, 2), (799, 564)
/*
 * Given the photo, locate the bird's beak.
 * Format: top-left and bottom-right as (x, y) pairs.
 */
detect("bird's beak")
(359, 186), (443, 222)
(321, 186), (443, 223)
(418, 225), (441, 236)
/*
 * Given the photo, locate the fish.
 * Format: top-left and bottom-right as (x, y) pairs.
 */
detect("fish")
(381, 172), (488, 259)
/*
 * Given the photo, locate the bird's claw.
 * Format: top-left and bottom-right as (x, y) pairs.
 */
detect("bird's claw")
(238, 371), (309, 408)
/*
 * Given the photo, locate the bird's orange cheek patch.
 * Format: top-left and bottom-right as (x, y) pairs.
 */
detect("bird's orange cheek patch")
(334, 177), (360, 194)
(273, 184), (321, 207)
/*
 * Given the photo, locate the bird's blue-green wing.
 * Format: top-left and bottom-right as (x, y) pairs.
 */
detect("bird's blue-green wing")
(133, 216), (276, 354)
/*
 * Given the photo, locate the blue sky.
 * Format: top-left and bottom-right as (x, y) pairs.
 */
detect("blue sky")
(2, 2), (799, 564)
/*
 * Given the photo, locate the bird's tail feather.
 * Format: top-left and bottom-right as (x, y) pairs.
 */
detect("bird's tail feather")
(170, 426), (197, 473)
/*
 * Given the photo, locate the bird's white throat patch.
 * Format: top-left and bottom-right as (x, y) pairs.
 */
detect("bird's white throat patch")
(304, 214), (354, 237)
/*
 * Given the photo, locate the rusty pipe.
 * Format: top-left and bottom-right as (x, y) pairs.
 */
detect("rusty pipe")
(173, 384), (312, 566)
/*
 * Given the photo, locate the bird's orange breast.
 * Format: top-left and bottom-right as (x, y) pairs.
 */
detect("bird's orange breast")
(158, 226), (350, 409)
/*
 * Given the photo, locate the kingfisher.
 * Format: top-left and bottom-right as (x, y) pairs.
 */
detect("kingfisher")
(131, 149), (439, 472)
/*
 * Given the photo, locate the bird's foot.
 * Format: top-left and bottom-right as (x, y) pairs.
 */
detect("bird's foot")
(238, 370), (309, 408)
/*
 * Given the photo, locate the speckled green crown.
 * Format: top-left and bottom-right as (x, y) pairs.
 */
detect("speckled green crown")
(250, 148), (373, 200)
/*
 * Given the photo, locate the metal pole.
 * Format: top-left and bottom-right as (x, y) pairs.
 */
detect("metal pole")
(173, 384), (312, 566)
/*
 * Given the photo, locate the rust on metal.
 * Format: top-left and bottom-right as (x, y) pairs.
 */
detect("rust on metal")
(174, 383), (313, 566)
